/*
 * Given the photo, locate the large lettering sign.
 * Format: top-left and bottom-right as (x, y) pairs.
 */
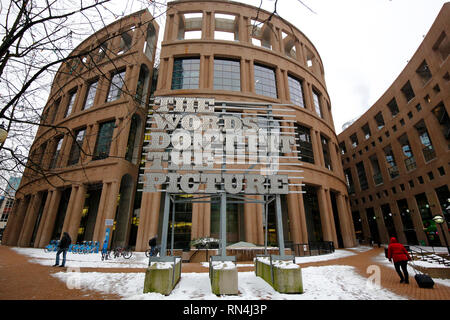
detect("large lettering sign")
(141, 97), (303, 195)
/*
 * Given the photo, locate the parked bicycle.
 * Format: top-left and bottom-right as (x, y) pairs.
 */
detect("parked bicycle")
(108, 247), (132, 259)
(145, 245), (160, 257)
(44, 240), (59, 253)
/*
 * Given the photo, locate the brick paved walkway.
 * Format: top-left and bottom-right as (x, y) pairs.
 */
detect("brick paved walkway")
(0, 245), (448, 300)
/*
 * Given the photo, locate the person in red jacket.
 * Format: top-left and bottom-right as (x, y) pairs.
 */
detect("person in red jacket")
(387, 237), (411, 284)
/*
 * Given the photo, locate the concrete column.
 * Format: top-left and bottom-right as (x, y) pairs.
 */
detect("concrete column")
(3, 197), (28, 246)
(336, 192), (354, 247)
(18, 193), (43, 247)
(275, 67), (284, 101)
(61, 185), (79, 236)
(117, 117), (132, 159)
(249, 59), (255, 94)
(93, 182), (110, 242)
(303, 82), (314, 113)
(33, 190), (54, 247)
(192, 198), (201, 240)
(84, 123), (98, 162)
(286, 191), (302, 244)
(296, 188), (309, 243)
(345, 196), (357, 246)
(244, 199), (257, 244)
(37, 188), (62, 247)
(325, 190), (339, 247)
(239, 16), (250, 43)
(423, 116), (447, 156)
(103, 181), (120, 248)
(109, 118), (122, 158)
(202, 11), (213, 40)
(317, 187), (332, 242)
(203, 196), (211, 238)
(313, 130), (325, 167)
(329, 141), (340, 174)
(389, 201), (407, 244)
(406, 197), (428, 245)
(136, 185), (163, 252)
(255, 196), (264, 245)
(67, 184), (88, 242)
(374, 206), (389, 245)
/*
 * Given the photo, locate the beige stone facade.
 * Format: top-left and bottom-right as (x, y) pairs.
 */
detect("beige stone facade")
(338, 3), (450, 246)
(3, 1), (356, 252)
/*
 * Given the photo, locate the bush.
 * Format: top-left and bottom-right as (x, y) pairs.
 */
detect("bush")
(190, 237), (220, 249)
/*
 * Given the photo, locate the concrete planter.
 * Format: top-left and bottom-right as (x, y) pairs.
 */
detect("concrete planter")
(210, 262), (238, 295)
(143, 258), (182, 295)
(255, 257), (303, 294)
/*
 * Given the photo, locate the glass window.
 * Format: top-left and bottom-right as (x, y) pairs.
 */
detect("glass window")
(171, 58), (200, 90)
(93, 121), (115, 160)
(83, 80), (98, 110)
(387, 98), (399, 117)
(312, 90), (323, 118)
(356, 161), (368, 190)
(107, 70), (126, 102)
(64, 90), (77, 118)
(294, 124), (314, 164)
(49, 137), (63, 169)
(288, 75), (305, 108)
(68, 128), (86, 166)
(213, 59), (240, 91)
(254, 64), (277, 98)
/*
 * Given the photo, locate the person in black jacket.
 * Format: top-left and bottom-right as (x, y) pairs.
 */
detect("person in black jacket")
(148, 235), (158, 257)
(53, 232), (71, 267)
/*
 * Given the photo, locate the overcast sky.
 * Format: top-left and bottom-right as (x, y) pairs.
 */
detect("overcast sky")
(237, 0), (448, 134)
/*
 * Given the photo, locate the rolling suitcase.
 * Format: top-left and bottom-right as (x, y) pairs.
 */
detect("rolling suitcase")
(409, 260), (435, 289)
(414, 273), (435, 289)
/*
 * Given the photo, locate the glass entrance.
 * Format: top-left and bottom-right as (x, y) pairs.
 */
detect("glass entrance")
(77, 184), (102, 243)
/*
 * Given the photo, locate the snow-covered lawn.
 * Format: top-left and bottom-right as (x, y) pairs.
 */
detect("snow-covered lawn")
(12, 247), (410, 300)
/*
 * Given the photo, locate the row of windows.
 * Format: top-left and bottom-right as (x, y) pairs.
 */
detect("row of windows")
(31, 114), (142, 172)
(342, 31), (449, 153)
(345, 138), (446, 197)
(170, 57), (327, 120)
(43, 69), (127, 126)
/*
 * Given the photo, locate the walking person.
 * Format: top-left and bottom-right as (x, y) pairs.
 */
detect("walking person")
(53, 232), (71, 267)
(387, 237), (411, 284)
(149, 235), (158, 257)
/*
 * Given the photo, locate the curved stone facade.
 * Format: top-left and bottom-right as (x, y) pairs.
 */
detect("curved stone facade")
(134, 0), (355, 251)
(2, 10), (159, 249)
(4, 1), (356, 252)
(338, 3), (450, 246)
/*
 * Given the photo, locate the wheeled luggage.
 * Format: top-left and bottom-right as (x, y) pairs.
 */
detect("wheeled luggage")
(414, 273), (435, 289)
(409, 259), (435, 289)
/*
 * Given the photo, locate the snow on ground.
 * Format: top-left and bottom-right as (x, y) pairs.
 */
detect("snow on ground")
(12, 247), (150, 268)
(13, 247), (408, 300)
(372, 252), (450, 288)
(51, 266), (406, 300)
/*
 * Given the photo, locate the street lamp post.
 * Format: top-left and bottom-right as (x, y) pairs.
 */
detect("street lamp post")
(432, 214), (450, 256)
(0, 122), (8, 145)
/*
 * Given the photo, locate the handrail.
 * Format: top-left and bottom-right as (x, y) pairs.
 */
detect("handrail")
(409, 245), (450, 265)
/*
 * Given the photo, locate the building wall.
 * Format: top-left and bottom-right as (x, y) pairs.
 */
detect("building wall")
(338, 3), (450, 246)
(2, 10), (159, 249)
(134, 0), (355, 251)
(4, 0), (356, 251)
